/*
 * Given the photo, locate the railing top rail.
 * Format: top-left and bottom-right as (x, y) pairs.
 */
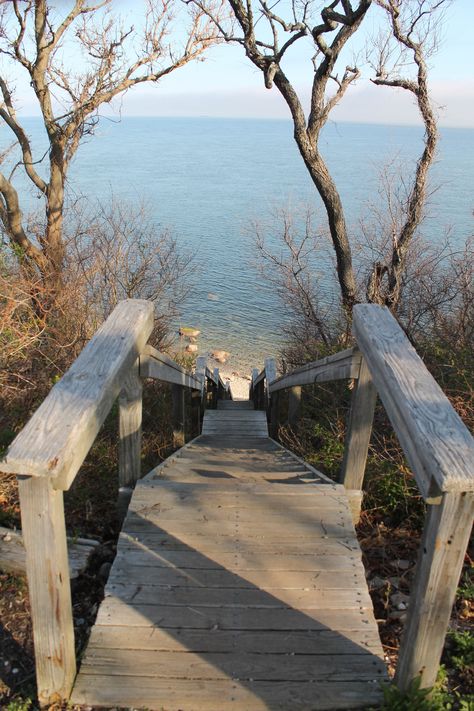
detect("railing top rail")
(354, 304), (474, 495)
(140, 345), (202, 390)
(0, 300), (154, 490)
(269, 347), (360, 393)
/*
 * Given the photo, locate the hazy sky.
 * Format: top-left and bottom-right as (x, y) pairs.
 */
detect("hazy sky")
(5, 0), (474, 127)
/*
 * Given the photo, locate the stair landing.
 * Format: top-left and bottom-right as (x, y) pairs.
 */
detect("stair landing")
(71, 402), (386, 709)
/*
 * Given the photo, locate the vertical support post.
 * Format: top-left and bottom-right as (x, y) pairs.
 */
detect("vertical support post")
(288, 386), (302, 426)
(18, 476), (76, 706)
(195, 356), (207, 434)
(251, 368), (259, 407)
(172, 383), (186, 448)
(339, 355), (377, 493)
(191, 389), (201, 437)
(213, 368), (220, 407)
(119, 359), (143, 488)
(264, 357), (277, 437)
(395, 492), (474, 690)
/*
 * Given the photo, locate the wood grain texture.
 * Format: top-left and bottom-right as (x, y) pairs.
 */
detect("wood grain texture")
(339, 355), (377, 492)
(0, 526), (97, 579)
(140, 345), (201, 390)
(118, 359), (143, 487)
(269, 348), (360, 393)
(353, 304), (474, 494)
(1, 300), (154, 490)
(73, 430), (386, 709)
(18, 477), (76, 705)
(395, 491), (474, 689)
(71, 676), (384, 710)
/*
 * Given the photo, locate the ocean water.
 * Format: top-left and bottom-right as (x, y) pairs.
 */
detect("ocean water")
(4, 118), (474, 370)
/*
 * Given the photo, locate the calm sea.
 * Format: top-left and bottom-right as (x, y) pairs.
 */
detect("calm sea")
(6, 118), (474, 370)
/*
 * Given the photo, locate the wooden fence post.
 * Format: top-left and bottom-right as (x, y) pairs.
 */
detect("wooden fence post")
(395, 491), (474, 690)
(18, 476), (76, 706)
(172, 383), (186, 448)
(118, 359), (143, 489)
(288, 386), (302, 426)
(339, 355), (377, 492)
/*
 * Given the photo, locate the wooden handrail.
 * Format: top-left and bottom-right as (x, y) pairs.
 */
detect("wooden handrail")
(353, 304), (474, 496)
(269, 347), (361, 392)
(1, 299), (154, 490)
(140, 345), (202, 390)
(252, 303), (474, 693)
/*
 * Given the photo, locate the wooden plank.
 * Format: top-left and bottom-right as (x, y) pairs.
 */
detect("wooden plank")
(107, 566), (366, 591)
(78, 647), (387, 681)
(103, 583), (372, 609)
(0, 526), (98, 579)
(85, 624), (383, 654)
(117, 537), (360, 559)
(1, 300), (154, 490)
(140, 347), (201, 390)
(71, 676), (384, 710)
(112, 548), (361, 570)
(353, 304), (474, 494)
(339, 354), (377, 493)
(270, 348), (361, 393)
(95, 598), (376, 630)
(395, 491), (474, 689)
(18, 477), (76, 705)
(118, 359), (143, 487)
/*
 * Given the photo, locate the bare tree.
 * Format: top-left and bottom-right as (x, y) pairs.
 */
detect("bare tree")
(190, 0), (372, 313)
(191, 0), (448, 319)
(0, 0), (218, 302)
(366, 0), (448, 308)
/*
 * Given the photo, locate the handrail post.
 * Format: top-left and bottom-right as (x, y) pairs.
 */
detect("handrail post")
(213, 368), (220, 407)
(195, 356), (207, 433)
(339, 353), (377, 517)
(395, 491), (474, 690)
(288, 386), (302, 426)
(264, 358), (277, 436)
(18, 476), (75, 706)
(119, 359), (143, 490)
(172, 383), (186, 448)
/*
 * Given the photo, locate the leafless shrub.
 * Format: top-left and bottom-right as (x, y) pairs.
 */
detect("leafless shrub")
(0, 197), (194, 425)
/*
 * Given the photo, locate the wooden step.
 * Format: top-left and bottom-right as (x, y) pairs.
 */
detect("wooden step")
(71, 433), (386, 710)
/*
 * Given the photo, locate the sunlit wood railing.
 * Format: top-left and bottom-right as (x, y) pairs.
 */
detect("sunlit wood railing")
(251, 303), (474, 692)
(0, 299), (230, 706)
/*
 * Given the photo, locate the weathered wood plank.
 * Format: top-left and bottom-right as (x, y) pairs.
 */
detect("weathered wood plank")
(112, 548), (361, 570)
(269, 348), (361, 393)
(0, 526), (98, 579)
(85, 625), (383, 654)
(353, 304), (474, 494)
(339, 354), (377, 495)
(18, 477), (76, 705)
(1, 300), (154, 489)
(95, 598), (376, 630)
(118, 359), (143, 488)
(104, 582), (372, 609)
(71, 676), (384, 710)
(140, 345), (201, 390)
(79, 647), (386, 681)
(396, 491), (474, 689)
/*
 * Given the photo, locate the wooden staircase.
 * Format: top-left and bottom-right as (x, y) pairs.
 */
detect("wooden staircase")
(6, 302), (470, 707)
(71, 400), (386, 710)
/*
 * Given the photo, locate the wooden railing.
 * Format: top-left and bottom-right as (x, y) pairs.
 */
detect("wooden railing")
(0, 299), (229, 706)
(252, 303), (474, 692)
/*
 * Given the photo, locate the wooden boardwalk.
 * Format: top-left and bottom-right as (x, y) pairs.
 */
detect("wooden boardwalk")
(72, 400), (386, 710)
